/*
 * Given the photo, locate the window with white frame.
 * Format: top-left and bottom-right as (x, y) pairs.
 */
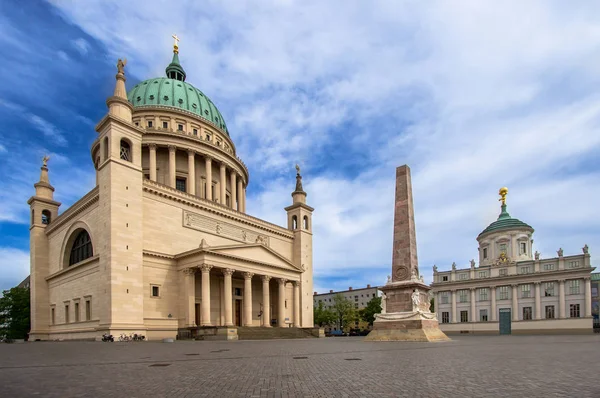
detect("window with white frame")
(499, 243), (507, 254)
(459, 290), (469, 303)
(570, 303), (580, 318)
(441, 312), (450, 323)
(545, 305), (555, 319)
(459, 273), (468, 280)
(523, 306), (532, 320)
(520, 242), (527, 255)
(499, 286), (509, 300)
(460, 310), (469, 322)
(440, 292), (449, 304)
(480, 309), (488, 322)
(519, 266), (531, 275)
(568, 261), (580, 269)
(479, 288), (489, 301)
(483, 247), (488, 259)
(521, 284), (531, 298)
(442, 275), (449, 282)
(568, 280), (580, 294)
(499, 269), (508, 276)
(543, 282), (555, 297)
(543, 263), (555, 271)
(478, 271), (487, 278)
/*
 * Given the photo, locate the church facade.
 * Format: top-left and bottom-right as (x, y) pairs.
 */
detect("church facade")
(28, 43), (314, 341)
(431, 188), (594, 335)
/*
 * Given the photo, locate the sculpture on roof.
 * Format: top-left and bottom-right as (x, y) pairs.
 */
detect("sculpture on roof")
(583, 244), (589, 254)
(534, 251), (540, 260)
(42, 155), (50, 168)
(117, 58), (127, 75)
(557, 248), (563, 257)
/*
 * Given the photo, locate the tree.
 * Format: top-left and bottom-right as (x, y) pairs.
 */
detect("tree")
(0, 287), (30, 340)
(313, 301), (336, 327)
(359, 296), (382, 326)
(332, 294), (357, 331)
(430, 297), (435, 313)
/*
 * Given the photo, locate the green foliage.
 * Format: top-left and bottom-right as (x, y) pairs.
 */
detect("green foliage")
(332, 294), (357, 331)
(430, 297), (435, 313)
(313, 301), (336, 327)
(0, 287), (31, 339)
(359, 296), (382, 326)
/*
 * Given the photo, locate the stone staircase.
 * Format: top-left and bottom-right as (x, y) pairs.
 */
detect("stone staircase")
(236, 327), (319, 340)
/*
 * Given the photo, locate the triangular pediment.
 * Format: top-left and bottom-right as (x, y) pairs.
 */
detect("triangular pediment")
(207, 243), (301, 272)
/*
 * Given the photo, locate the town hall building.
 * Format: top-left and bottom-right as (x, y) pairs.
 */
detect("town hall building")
(431, 188), (594, 335)
(28, 39), (315, 341)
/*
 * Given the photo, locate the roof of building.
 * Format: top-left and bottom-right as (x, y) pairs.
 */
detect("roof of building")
(126, 50), (229, 135)
(478, 203), (533, 238)
(592, 272), (600, 281)
(314, 286), (379, 296)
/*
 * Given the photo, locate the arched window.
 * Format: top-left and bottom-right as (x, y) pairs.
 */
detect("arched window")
(303, 215), (309, 230)
(41, 210), (51, 225)
(69, 230), (93, 266)
(120, 139), (131, 161)
(103, 137), (109, 161)
(292, 215), (298, 230)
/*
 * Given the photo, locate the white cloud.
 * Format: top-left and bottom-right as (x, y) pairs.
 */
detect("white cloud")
(0, 143), (6, 153)
(57, 50), (69, 61)
(29, 115), (68, 146)
(0, 247), (30, 292)
(71, 37), (89, 55)
(45, 1), (600, 287)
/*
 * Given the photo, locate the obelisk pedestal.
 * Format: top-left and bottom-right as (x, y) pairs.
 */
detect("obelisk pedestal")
(365, 165), (449, 342)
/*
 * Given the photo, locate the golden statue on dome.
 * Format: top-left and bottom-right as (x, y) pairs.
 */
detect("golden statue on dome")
(498, 187), (508, 205)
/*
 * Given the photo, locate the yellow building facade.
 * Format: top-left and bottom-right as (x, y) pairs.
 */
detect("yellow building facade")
(28, 44), (314, 341)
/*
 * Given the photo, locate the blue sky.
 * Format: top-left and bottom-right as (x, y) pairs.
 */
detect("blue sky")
(1, 0), (600, 293)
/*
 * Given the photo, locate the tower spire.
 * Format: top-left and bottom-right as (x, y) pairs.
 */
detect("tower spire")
(34, 155), (55, 200)
(291, 164), (306, 204)
(166, 34), (186, 81)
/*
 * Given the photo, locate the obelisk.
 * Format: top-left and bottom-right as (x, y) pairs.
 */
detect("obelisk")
(365, 165), (449, 342)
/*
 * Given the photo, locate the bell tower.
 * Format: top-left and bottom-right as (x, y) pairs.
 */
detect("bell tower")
(284, 165), (314, 327)
(94, 58), (146, 334)
(28, 157), (61, 340)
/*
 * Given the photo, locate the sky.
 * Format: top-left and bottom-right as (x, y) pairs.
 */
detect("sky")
(1, 0), (599, 293)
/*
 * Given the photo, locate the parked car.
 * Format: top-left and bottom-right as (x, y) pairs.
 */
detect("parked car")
(327, 330), (347, 337)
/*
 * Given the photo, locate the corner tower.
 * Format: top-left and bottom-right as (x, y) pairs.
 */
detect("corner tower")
(94, 58), (146, 334)
(285, 165), (314, 327)
(28, 157), (61, 340)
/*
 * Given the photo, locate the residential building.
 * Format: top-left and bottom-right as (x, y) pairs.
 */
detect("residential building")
(313, 285), (380, 331)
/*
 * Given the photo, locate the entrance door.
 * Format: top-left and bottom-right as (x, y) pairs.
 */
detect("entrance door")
(195, 303), (201, 327)
(499, 308), (511, 335)
(235, 300), (242, 326)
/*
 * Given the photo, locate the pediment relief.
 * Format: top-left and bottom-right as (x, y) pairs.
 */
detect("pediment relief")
(208, 244), (301, 272)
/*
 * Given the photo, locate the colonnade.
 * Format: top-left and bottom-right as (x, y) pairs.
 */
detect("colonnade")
(147, 144), (246, 212)
(182, 265), (301, 328)
(438, 277), (592, 323)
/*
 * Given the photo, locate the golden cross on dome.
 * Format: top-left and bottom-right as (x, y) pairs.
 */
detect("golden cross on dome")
(172, 34), (180, 53)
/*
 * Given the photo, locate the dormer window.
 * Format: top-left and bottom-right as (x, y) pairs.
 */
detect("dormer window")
(162, 121), (168, 129)
(147, 120), (153, 128)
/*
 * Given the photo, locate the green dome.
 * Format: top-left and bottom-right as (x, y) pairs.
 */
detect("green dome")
(127, 52), (229, 135)
(478, 204), (533, 238)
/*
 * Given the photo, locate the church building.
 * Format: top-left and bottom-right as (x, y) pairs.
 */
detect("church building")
(431, 188), (594, 335)
(28, 39), (314, 341)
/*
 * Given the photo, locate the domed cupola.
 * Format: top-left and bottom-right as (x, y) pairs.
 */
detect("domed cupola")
(478, 187), (534, 239)
(126, 36), (229, 135)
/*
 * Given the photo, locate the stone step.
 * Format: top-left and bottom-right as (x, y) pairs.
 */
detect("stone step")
(236, 327), (317, 340)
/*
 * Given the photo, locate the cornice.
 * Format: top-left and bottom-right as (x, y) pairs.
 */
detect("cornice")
(95, 113), (145, 135)
(45, 187), (100, 235)
(143, 250), (175, 260)
(142, 179), (293, 239)
(284, 202), (315, 212)
(45, 255), (99, 282)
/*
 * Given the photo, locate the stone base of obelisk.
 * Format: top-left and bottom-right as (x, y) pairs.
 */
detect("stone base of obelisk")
(364, 280), (450, 342)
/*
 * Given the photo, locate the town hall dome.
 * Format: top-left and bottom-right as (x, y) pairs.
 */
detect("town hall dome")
(126, 51), (229, 135)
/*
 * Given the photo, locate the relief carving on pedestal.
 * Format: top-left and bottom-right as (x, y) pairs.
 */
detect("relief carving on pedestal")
(394, 266), (409, 281)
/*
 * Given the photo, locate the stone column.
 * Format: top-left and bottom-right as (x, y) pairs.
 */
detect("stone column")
(205, 156), (212, 201)
(148, 144), (157, 182)
(534, 282), (542, 320)
(183, 268), (196, 327)
(243, 272), (254, 326)
(223, 269), (234, 326)
(278, 278), (287, 327)
(511, 284), (519, 321)
(187, 150), (195, 195)
(559, 279), (566, 318)
(168, 145), (176, 188)
(262, 276), (271, 327)
(200, 264), (213, 326)
(293, 281), (301, 327)
(451, 290), (457, 323)
(237, 178), (243, 212)
(470, 288), (476, 322)
(585, 277), (592, 317)
(491, 286), (497, 321)
(219, 163), (226, 205)
(242, 186), (247, 213)
(230, 171), (237, 210)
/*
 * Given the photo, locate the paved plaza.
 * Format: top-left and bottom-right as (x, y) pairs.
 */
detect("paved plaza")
(1, 335), (599, 397)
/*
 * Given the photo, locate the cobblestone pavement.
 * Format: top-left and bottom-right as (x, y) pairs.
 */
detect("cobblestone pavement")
(1, 335), (599, 398)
